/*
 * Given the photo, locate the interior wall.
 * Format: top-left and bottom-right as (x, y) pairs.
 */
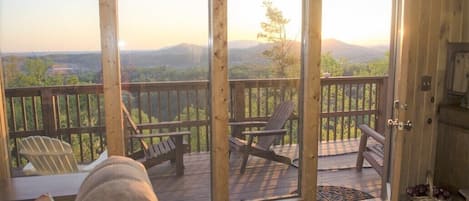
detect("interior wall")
(395, 0), (466, 198)
(464, 0), (469, 42)
(434, 0), (469, 191)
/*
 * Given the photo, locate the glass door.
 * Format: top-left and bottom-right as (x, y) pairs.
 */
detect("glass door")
(227, 0), (302, 199)
(118, 1), (211, 200)
(317, 0), (393, 200)
(1, 0), (103, 177)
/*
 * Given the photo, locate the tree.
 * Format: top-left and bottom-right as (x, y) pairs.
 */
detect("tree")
(257, 0), (299, 78)
(19, 58), (52, 86)
(353, 52), (389, 76)
(321, 52), (346, 76)
(3, 56), (22, 87)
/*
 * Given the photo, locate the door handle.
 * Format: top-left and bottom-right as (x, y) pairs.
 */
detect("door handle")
(387, 119), (412, 131)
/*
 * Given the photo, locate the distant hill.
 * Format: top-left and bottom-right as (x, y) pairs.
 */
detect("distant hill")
(228, 40), (261, 49)
(2, 39), (388, 71)
(322, 39), (387, 63)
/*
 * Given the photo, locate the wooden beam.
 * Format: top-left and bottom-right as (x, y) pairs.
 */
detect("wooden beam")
(209, 0), (229, 200)
(391, 0), (417, 199)
(300, 0), (321, 200)
(99, 0), (125, 156)
(0, 56), (11, 181)
(419, 0), (443, 190)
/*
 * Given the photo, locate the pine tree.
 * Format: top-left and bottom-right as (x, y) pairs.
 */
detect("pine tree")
(257, 0), (299, 78)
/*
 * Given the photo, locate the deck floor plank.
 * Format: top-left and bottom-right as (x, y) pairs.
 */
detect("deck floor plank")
(148, 139), (381, 201)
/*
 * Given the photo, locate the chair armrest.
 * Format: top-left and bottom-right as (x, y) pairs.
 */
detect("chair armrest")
(229, 121), (268, 127)
(241, 129), (287, 137)
(359, 124), (385, 145)
(130, 131), (191, 139)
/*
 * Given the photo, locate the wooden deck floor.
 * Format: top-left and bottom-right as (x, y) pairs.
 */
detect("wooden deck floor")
(147, 139), (381, 201)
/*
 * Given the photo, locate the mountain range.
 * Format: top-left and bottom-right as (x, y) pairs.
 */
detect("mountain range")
(2, 39), (388, 71)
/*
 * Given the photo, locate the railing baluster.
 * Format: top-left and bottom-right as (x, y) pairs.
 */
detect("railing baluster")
(334, 84), (338, 141)
(75, 94), (84, 162)
(348, 83), (352, 139)
(20, 97), (27, 131)
(319, 85), (323, 142)
(289, 87), (294, 144)
(8, 97), (16, 132)
(256, 87), (260, 117)
(8, 97), (20, 166)
(32, 96), (39, 130)
(264, 87), (268, 117)
(167, 91), (171, 122)
(86, 94), (93, 161)
(354, 84), (359, 138)
(147, 91), (152, 124)
(341, 84), (345, 140)
(65, 95), (71, 129)
(248, 87), (252, 118)
(195, 89), (200, 152)
(176, 89), (181, 122)
(204, 89), (209, 151)
(137, 89), (142, 124)
(326, 84), (331, 142)
(368, 83), (373, 126)
(97, 94), (104, 153)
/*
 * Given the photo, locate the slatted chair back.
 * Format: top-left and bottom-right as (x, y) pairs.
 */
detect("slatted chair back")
(122, 105), (150, 158)
(257, 101), (294, 150)
(18, 136), (79, 175)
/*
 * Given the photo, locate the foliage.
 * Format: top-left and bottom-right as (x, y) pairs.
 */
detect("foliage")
(4, 57), (80, 87)
(321, 52), (346, 76)
(352, 52), (389, 76)
(122, 66), (208, 82)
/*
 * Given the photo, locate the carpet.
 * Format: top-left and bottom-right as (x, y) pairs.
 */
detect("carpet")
(292, 186), (374, 201)
(317, 186), (374, 201)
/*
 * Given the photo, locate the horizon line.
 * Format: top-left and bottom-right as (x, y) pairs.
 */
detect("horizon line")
(1, 38), (390, 54)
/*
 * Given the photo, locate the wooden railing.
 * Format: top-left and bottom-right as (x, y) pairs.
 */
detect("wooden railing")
(5, 76), (387, 167)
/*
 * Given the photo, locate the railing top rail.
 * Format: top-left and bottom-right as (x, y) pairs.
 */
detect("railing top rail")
(4, 76), (388, 95)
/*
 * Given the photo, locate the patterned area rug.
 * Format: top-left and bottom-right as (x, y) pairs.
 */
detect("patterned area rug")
(291, 186), (374, 201)
(317, 186), (374, 201)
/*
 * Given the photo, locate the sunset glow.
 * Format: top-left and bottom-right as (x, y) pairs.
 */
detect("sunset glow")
(0, 0), (391, 52)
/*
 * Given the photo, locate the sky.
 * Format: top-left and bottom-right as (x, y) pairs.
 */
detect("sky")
(0, 0), (391, 53)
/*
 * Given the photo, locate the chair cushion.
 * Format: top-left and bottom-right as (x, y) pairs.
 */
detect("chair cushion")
(75, 156), (158, 201)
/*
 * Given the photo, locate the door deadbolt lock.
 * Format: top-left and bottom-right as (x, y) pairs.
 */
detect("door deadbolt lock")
(387, 119), (413, 131)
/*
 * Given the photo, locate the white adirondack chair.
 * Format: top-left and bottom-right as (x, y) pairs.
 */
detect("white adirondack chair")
(18, 136), (107, 175)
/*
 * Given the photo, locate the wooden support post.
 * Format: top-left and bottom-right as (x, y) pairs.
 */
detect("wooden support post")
(210, 0), (229, 200)
(41, 89), (57, 137)
(300, 0), (322, 200)
(174, 135), (184, 176)
(0, 56), (11, 181)
(376, 77), (388, 134)
(232, 83), (245, 138)
(99, 0), (125, 156)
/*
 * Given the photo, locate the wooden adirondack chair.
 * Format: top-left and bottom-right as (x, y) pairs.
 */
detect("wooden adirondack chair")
(18, 136), (107, 175)
(229, 101), (295, 173)
(356, 124), (385, 176)
(122, 105), (190, 176)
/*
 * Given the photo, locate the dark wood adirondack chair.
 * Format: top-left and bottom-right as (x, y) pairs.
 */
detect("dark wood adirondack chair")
(122, 105), (190, 176)
(229, 101), (295, 173)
